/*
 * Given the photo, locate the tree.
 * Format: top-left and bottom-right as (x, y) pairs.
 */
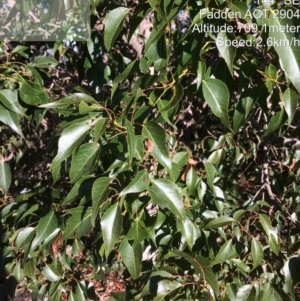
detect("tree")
(1, 0), (300, 300)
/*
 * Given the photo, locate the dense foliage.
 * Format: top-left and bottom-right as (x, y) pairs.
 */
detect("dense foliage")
(1, 0), (300, 300)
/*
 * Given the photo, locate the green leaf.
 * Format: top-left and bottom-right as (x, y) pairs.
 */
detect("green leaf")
(13, 262), (24, 282)
(103, 7), (130, 51)
(125, 119), (136, 167)
(32, 57), (59, 68)
(142, 121), (172, 173)
(262, 107), (287, 138)
(202, 78), (230, 128)
(165, 250), (219, 297)
(204, 216), (234, 230)
(62, 207), (93, 240)
(196, 61), (206, 90)
(120, 170), (149, 196)
(259, 213), (272, 234)
(203, 162), (216, 189)
(145, 31), (167, 63)
(101, 203), (122, 257)
(94, 118), (107, 143)
(111, 61), (139, 99)
(63, 176), (95, 206)
(269, 7), (300, 93)
(19, 80), (49, 105)
(0, 104), (24, 137)
(259, 214), (280, 255)
(236, 285), (255, 301)
(35, 210), (59, 246)
(186, 167), (199, 195)
(178, 217), (201, 250)
(149, 0), (167, 20)
(16, 227), (35, 250)
(126, 220), (148, 245)
(52, 119), (92, 165)
(144, 21), (168, 55)
(251, 238), (263, 269)
(43, 262), (62, 282)
(212, 239), (233, 265)
(91, 177), (111, 226)
(283, 88), (297, 124)
(24, 259), (35, 278)
(0, 160), (12, 194)
(155, 280), (181, 300)
(119, 239), (142, 280)
(216, 31), (235, 75)
(0, 89), (26, 116)
(69, 143), (100, 183)
(160, 84), (184, 112)
(231, 259), (250, 275)
(39, 93), (98, 108)
(148, 179), (185, 218)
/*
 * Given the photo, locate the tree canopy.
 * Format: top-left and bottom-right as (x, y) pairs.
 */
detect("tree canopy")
(1, 0), (300, 300)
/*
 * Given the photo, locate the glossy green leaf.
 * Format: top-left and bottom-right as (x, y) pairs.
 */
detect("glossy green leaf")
(69, 143), (100, 183)
(19, 80), (49, 105)
(24, 259), (35, 278)
(32, 57), (59, 68)
(16, 227), (35, 250)
(178, 217), (201, 250)
(39, 93), (98, 108)
(13, 262), (24, 282)
(126, 220), (148, 245)
(0, 89), (26, 116)
(259, 214), (280, 255)
(202, 78), (230, 128)
(111, 61), (139, 98)
(52, 119), (93, 165)
(119, 239), (142, 280)
(196, 61), (206, 90)
(204, 162), (215, 189)
(213, 239), (233, 265)
(35, 210), (59, 246)
(283, 88), (297, 124)
(120, 170), (149, 196)
(155, 280), (181, 300)
(91, 177), (111, 226)
(125, 119), (136, 166)
(231, 259), (250, 275)
(165, 250), (219, 297)
(172, 151), (188, 168)
(186, 167), (199, 195)
(148, 179), (185, 218)
(144, 21), (168, 55)
(160, 84), (184, 112)
(94, 118), (107, 143)
(236, 284), (255, 301)
(269, 7), (300, 93)
(0, 104), (24, 137)
(142, 121), (172, 173)
(63, 176), (95, 205)
(101, 203), (122, 257)
(145, 32), (167, 63)
(204, 216), (234, 229)
(62, 207), (93, 240)
(0, 160), (11, 194)
(104, 7), (130, 51)
(262, 107), (286, 138)
(216, 31), (235, 75)
(43, 262), (62, 282)
(251, 238), (263, 269)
